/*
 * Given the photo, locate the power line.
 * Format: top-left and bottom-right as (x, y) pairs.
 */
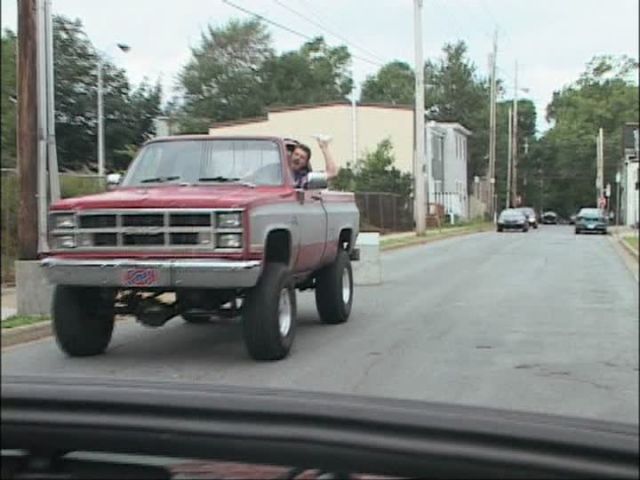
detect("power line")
(272, 0), (387, 64)
(221, 0), (384, 68)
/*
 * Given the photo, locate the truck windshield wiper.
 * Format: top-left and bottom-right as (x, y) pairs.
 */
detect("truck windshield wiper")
(140, 176), (181, 184)
(198, 176), (241, 182)
(198, 176), (255, 187)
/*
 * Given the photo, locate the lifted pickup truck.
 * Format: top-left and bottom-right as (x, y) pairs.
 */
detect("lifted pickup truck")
(41, 136), (360, 361)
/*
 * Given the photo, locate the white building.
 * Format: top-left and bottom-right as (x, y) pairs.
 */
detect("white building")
(621, 123), (639, 227)
(208, 102), (473, 219)
(426, 121), (471, 219)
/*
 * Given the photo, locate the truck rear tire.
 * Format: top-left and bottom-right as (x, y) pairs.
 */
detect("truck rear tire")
(52, 286), (115, 357)
(242, 263), (296, 361)
(315, 250), (353, 325)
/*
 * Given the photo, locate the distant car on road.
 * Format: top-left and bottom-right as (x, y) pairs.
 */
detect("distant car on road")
(569, 213), (577, 225)
(575, 208), (608, 235)
(516, 207), (538, 229)
(497, 209), (529, 232)
(541, 211), (558, 224)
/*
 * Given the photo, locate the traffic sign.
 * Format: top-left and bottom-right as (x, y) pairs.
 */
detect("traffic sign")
(598, 196), (607, 209)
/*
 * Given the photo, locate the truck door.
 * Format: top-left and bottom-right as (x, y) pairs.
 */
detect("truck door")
(294, 188), (328, 273)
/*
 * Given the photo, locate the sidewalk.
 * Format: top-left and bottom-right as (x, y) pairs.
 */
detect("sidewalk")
(1, 286), (17, 321)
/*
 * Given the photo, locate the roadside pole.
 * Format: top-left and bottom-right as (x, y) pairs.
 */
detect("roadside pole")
(506, 107), (512, 209)
(413, 0), (426, 235)
(596, 128), (604, 205)
(615, 171), (621, 226)
(512, 61), (519, 207)
(488, 30), (498, 221)
(17, 0), (40, 261)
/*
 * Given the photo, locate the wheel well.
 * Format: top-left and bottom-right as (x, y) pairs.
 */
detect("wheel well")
(339, 229), (353, 252)
(265, 229), (291, 265)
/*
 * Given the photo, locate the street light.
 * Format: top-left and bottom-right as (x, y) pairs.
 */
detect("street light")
(97, 43), (130, 177)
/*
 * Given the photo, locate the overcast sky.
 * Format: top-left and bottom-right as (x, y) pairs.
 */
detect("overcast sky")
(2, 0), (638, 132)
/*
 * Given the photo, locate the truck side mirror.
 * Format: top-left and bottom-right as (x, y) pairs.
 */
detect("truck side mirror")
(106, 173), (122, 190)
(306, 172), (328, 190)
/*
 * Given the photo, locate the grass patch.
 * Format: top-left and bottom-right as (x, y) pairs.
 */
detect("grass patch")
(380, 222), (492, 250)
(2, 315), (49, 330)
(623, 235), (639, 252)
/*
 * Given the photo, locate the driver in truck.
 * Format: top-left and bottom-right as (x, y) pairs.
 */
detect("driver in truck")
(289, 137), (338, 188)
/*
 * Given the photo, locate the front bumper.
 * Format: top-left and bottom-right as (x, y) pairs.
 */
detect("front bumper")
(41, 257), (262, 289)
(499, 222), (526, 229)
(576, 223), (607, 232)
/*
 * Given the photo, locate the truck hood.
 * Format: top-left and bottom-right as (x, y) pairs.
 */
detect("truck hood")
(51, 185), (292, 211)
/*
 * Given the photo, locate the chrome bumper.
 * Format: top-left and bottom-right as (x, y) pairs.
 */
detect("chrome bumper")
(41, 257), (262, 289)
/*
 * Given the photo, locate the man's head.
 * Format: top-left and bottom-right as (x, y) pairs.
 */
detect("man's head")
(289, 144), (312, 173)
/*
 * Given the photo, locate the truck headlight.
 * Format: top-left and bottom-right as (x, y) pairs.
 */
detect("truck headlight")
(217, 212), (242, 228)
(51, 235), (76, 249)
(217, 233), (242, 249)
(52, 213), (76, 229)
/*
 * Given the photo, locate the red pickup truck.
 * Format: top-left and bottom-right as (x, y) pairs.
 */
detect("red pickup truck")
(41, 136), (360, 361)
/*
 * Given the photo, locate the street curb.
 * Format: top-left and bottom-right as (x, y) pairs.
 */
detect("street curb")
(1, 321), (52, 349)
(381, 226), (493, 252)
(1, 316), (131, 350)
(608, 235), (639, 282)
(618, 236), (639, 260)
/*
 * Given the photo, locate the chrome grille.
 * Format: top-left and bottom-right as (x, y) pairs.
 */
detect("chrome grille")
(52, 209), (243, 252)
(122, 214), (164, 227)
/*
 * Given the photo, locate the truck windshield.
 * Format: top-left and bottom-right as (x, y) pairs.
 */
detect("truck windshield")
(122, 139), (283, 187)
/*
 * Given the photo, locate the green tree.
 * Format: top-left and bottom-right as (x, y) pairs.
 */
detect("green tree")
(425, 41), (492, 186)
(360, 61), (415, 105)
(332, 139), (413, 197)
(261, 37), (353, 107)
(178, 19), (273, 132)
(1, 29), (17, 168)
(539, 55), (639, 216)
(52, 16), (161, 171)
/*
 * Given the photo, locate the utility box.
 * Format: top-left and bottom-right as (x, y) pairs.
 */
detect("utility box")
(352, 232), (382, 285)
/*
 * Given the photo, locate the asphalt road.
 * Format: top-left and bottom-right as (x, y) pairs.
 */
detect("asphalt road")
(3, 226), (638, 424)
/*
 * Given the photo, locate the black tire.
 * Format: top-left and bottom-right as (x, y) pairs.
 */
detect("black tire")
(575, 229), (580, 235)
(52, 286), (115, 357)
(315, 250), (353, 325)
(242, 263), (296, 361)
(181, 313), (210, 324)
(497, 226), (503, 232)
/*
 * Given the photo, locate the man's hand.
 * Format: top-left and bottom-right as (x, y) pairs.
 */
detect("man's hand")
(313, 134), (333, 151)
(313, 135), (337, 179)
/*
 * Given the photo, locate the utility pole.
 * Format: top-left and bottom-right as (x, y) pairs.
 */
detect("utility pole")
(506, 107), (512, 209)
(17, 0), (40, 260)
(615, 171), (621, 225)
(97, 56), (105, 177)
(351, 70), (358, 166)
(512, 60), (519, 207)
(488, 30), (498, 221)
(596, 128), (604, 206)
(413, 0), (426, 235)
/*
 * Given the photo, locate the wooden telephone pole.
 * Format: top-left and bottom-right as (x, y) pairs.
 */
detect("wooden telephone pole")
(17, 0), (40, 260)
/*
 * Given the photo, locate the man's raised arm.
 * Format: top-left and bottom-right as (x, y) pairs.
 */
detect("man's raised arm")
(316, 137), (338, 179)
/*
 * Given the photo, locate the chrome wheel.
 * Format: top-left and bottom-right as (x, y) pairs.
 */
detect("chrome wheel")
(278, 288), (292, 337)
(342, 268), (352, 305)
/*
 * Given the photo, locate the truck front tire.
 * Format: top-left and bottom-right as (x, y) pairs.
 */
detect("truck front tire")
(242, 263), (296, 361)
(52, 286), (115, 357)
(315, 250), (353, 325)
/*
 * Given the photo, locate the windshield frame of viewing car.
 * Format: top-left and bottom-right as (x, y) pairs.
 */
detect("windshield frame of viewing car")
(121, 139), (285, 187)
